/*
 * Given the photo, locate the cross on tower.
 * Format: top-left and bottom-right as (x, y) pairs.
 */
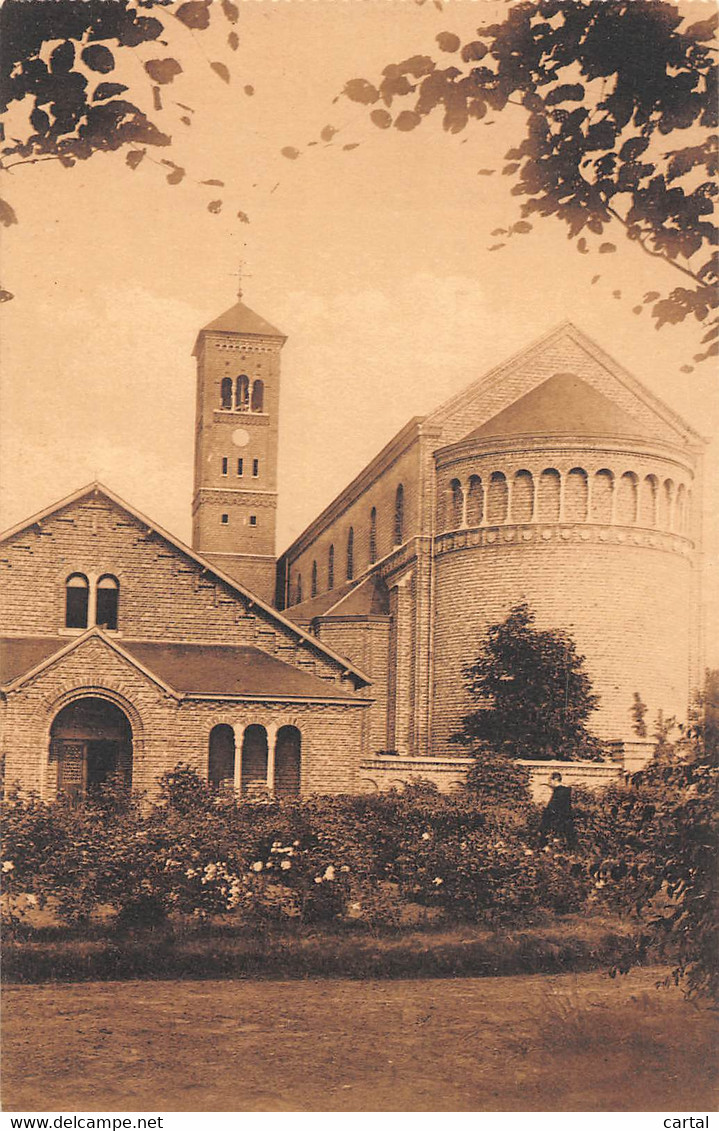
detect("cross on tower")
(230, 258), (252, 301)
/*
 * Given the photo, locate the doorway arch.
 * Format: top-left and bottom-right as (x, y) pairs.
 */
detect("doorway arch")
(50, 696), (133, 798)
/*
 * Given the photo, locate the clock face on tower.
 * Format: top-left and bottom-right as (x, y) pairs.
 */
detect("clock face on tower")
(232, 428), (250, 448)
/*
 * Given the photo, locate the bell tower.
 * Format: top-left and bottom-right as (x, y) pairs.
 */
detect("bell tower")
(191, 292), (286, 604)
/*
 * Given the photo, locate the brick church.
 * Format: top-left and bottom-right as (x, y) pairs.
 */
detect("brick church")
(0, 298), (704, 799)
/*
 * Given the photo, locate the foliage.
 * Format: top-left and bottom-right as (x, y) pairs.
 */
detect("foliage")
(453, 602), (604, 761)
(577, 708), (718, 1001)
(464, 746), (533, 807)
(0, 0), (244, 232)
(346, 0), (718, 365)
(4, 730), (717, 1002)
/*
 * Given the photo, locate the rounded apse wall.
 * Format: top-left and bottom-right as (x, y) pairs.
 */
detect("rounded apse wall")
(430, 442), (697, 754)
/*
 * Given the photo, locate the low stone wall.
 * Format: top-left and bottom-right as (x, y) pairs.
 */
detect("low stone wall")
(516, 759), (623, 803)
(359, 754), (628, 799)
(359, 755), (473, 794)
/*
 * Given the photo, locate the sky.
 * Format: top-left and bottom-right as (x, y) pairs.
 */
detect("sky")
(1, 0), (717, 657)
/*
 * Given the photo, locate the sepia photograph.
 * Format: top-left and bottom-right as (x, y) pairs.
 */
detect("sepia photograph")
(0, 0), (717, 1116)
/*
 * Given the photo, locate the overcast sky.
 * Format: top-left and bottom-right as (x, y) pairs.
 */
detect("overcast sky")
(2, 0), (716, 656)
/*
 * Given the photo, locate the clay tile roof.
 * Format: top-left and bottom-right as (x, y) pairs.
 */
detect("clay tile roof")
(198, 301), (285, 340)
(0, 637), (362, 701)
(0, 637), (65, 685)
(466, 373), (654, 443)
(122, 641), (354, 699)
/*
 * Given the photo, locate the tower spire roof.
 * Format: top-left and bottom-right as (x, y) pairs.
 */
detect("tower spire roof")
(193, 300), (286, 354)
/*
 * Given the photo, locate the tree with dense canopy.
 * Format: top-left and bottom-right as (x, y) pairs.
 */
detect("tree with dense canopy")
(344, 0), (718, 369)
(0, 0), (245, 249)
(454, 601), (604, 761)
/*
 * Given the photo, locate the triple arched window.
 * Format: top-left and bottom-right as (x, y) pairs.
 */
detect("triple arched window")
(219, 375), (265, 413)
(65, 574), (119, 630)
(328, 544), (335, 590)
(369, 507), (377, 564)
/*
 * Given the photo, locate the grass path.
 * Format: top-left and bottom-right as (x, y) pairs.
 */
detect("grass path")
(3, 968), (717, 1112)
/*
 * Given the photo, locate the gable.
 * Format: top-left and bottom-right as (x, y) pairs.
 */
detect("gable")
(0, 484), (369, 689)
(466, 373), (654, 443)
(427, 323), (702, 452)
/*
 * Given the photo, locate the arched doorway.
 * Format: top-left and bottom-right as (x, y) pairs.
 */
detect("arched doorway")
(275, 726), (301, 798)
(50, 697), (133, 798)
(241, 724), (268, 796)
(208, 724), (235, 791)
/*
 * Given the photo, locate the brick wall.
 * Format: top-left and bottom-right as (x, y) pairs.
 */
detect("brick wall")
(431, 534), (694, 753)
(282, 436), (423, 609)
(0, 493), (356, 687)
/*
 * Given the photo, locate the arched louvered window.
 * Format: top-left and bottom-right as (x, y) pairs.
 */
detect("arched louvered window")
(236, 374), (249, 411)
(96, 575), (119, 630)
(328, 544), (335, 590)
(369, 507), (378, 564)
(220, 377), (233, 410)
(311, 560), (318, 598)
(346, 527), (354, 580)
(394, 484), (404, 546)
(251, 379), (264, 412)
(65, 574), (89, 629)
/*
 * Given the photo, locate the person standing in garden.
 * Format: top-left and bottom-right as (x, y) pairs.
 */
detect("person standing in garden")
(539, 772), (577, 849)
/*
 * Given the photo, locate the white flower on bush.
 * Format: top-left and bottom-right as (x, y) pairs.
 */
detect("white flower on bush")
(523, 849), (534, 857)
(2, 861), (14, 873)
(340, 865), (350, 873)
(185, 868), (197, 878)
(432, 877), (443, 886)
(421, 832), (431, 841)
(314, 876), (323, 884)
(280, 859), (291, 871)
(251, 861), (263, 872)
(323, 865), (336, 881)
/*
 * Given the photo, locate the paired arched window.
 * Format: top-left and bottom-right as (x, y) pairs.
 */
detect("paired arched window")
(251, 379), (264, 413)
(346, 527), (354, 580)
(311, 560), (318, 598)
(65, 574), (119, 630)
(369, 507), (377, 564)
(394, 484), (404, 546)
(220, 377), (233, 410)
(236, 374), (250, 412)
(65, 574), (89, 629)
(328, 544), (335, 590)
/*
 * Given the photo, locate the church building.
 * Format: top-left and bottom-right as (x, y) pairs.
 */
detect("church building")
(0, 297), (705, 799)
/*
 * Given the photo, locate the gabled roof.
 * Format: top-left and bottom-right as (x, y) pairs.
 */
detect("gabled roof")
(193, 300), (286, 354)
(465, 372), (654, 443)
(0, 482), (371, 687)
(427, 321), (704, 447)
(0, 633), (368, 702)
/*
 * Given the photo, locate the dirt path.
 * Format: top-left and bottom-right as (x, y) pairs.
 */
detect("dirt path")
(3, 968), (717, 1112)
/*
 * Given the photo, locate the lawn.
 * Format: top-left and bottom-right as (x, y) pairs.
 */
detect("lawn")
(3, 968), (717, 1112)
